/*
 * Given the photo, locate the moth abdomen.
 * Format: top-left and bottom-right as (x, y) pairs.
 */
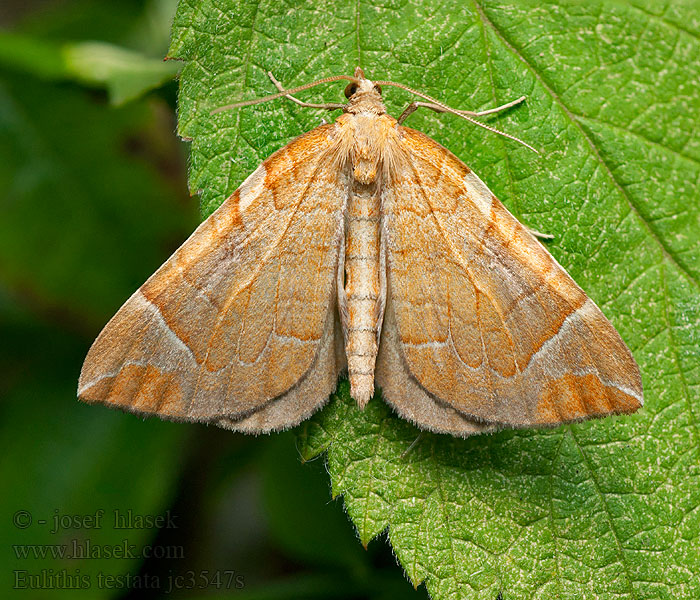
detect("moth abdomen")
(344, 180), (383, 408)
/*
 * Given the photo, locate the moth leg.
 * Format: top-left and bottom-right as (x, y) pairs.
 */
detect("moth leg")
(468, 96), (528, 116)
(267, 72), (345, 111)
(399, 433), (423, 459)
(525, 225), (554, 240)
(397, 96), (527, 124)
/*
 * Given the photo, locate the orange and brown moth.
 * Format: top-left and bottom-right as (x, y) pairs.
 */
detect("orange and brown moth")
(78, 68), (642, 436)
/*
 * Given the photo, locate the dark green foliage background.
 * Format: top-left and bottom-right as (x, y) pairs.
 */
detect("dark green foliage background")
(1, 1), (698, 599)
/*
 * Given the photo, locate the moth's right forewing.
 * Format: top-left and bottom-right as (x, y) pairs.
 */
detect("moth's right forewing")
(79, 124), (348, 432)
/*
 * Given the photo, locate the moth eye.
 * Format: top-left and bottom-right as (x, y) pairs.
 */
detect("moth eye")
(373, 84), (382, 95)
(344, 83), (359, 98)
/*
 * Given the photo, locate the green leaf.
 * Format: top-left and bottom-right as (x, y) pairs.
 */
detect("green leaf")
(168, 1), (700, 598)
(0, 33), (181, 104)
(62, 41), (181, 105)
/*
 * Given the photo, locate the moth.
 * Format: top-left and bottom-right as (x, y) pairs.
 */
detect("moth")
(78, 68), (642, 436)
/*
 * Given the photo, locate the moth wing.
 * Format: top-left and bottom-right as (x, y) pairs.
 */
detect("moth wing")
(377, 127), (642, 433)
(376, 300), (498, 437)
(79, 124), (348, 432)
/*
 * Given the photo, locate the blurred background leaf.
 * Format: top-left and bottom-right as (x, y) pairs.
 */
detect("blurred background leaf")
(1, 1), (194, 597)
(0, 0), (181, 105)
(0, 33), (181, 104)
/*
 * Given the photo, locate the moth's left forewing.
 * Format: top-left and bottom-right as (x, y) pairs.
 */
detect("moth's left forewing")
(379, 126), (642, 433)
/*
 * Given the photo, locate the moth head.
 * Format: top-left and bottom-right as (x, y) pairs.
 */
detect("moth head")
(344, 66), (381, 98)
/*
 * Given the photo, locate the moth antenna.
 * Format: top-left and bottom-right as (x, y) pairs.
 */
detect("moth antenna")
(375, 80), (540, 154)
(211, 74), (358, 114)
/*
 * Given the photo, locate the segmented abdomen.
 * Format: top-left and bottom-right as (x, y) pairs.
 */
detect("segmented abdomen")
(344, 182), (382, 407)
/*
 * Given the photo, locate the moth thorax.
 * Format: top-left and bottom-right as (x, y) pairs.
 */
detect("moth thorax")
(351, 119), (383, 184)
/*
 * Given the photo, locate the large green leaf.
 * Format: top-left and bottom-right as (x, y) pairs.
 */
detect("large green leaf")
(168, 1), (700, 598)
